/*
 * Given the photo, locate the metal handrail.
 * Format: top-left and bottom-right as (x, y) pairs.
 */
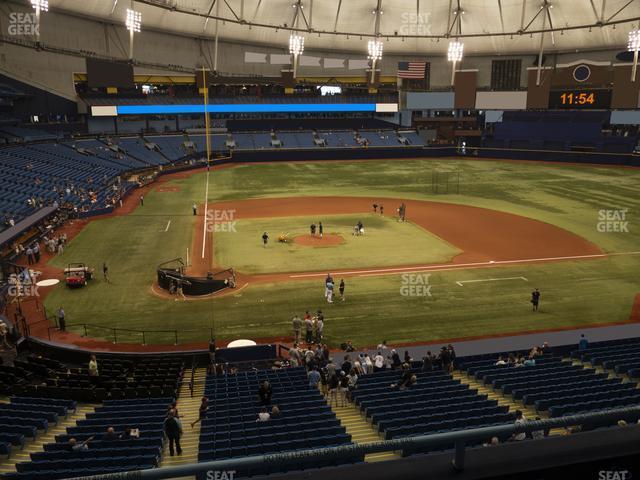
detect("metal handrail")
(65, 323), (182, 345)
(43, 323), (217, 346)
(66, 405), (640, 480)
(188, 355), (197, 398)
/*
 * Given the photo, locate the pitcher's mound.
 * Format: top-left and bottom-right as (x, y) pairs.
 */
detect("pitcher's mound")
(293, 234), (345, 247)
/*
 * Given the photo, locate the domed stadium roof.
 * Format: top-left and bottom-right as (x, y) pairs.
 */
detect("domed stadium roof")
(48, 0), (639, 55)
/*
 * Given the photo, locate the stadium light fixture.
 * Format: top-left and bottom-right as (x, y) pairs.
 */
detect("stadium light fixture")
(289, 34), (305, 78)
(31, 0), (48, 12)
(447, 41), (464, 62)
(367, 39), (383, 84)
(628, 28), (640, 82)
(448, 40), (464, 85)
(30, 0), (48, 42)
(126, 8), (141, 60)
(126, 8), (142, 33)
(367, 40), (383, 61)
(289, 34), (304, 56)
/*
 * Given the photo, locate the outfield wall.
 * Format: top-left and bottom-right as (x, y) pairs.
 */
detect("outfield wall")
(212, 146), (640, 167)
(472, 148), (640, 167)
(224, 147), (450, 163)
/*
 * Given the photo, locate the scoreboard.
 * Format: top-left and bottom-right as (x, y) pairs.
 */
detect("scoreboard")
(548, 89), (612, 109)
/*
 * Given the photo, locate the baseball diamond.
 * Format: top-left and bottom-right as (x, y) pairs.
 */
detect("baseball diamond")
(2, 2), (640, 478)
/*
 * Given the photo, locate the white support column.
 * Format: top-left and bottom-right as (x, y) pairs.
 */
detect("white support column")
(535, 5), (548, 86)
(213, 0), (220, 72)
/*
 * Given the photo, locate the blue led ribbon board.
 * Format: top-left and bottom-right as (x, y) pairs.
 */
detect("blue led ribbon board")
(116, 103), (378, 115)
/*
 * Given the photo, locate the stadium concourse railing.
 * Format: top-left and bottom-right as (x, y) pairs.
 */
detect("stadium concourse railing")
(67, 406), (640, 480)
(39, 306), (215, 344)
(61, 322), (217, 345)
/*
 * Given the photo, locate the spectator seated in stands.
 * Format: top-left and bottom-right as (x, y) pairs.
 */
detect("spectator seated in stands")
(510, 410), (527, 441)
(102, 427), (118, 442)
(532, 417), (545, 439)
(256, 408), (270, 422)
(390, 363), (417, 390)
(495, 355), (507, 366)
(483, 437), (500, 447)
(258, 380), (272, 406)
(120, 426), (139, 439)
(67, 436), (92, 452)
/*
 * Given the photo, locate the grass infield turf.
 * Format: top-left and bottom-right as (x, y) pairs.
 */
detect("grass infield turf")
(213, 214), (461, 274)
(43, 158), (640, 347)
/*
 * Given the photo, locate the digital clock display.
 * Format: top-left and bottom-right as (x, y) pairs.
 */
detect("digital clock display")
(548, 89), (612, 109)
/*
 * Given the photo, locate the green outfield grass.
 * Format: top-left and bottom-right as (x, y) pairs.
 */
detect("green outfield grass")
(214, 214), (460, 274)
(43, 158), (640, 346)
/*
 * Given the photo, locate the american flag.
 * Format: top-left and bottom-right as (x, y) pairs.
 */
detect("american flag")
(397, 61), (427, 79)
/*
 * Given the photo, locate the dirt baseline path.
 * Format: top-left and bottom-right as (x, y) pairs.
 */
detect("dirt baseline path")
(193, 196), (602, 284)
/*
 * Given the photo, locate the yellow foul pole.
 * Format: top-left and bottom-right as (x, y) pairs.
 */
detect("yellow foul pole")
(202, 67), (212, 167)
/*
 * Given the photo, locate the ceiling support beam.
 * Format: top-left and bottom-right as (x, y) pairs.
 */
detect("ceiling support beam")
(588, 0), (600, 22)
(222, 0), (240, 21)
(606, 0), (633, 23)
(600, 0), (607, 23)
(250, 0), (262, 22)
(333, 0), (342, 32)
(521, 6), (544, 33)
(536, 2), (549, 86)
(447, 0), (463, 37)
(213, 0), (220, 72)
(129, 0), (640, 39)
(519, 0), (527, 32)
(40, 0), (640, 45)
(546, 3), (555, 45)
(497, 0), (505, 32)
(370, 0), (383, 84)
(103, 23), (110, 55)
(203, 0), (217, 32)
(298, 2), (311, 31)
